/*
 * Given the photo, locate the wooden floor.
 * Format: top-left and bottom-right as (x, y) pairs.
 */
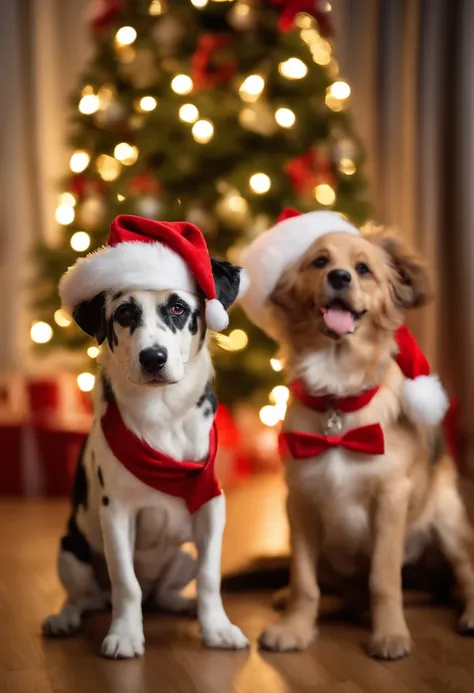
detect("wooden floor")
(2, 475), (474, 693)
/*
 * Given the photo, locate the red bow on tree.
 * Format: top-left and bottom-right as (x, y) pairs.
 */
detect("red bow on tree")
(280, 424), (385, 459)
(191, 35), (238, 90)
(271, 0), (334, 36)
(128, 173), (162, 196)
(285, 147), (335, 195)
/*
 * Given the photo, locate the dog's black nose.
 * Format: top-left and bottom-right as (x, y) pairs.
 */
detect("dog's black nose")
(139, 347), (168, 373)
(327, 269), (352, 290)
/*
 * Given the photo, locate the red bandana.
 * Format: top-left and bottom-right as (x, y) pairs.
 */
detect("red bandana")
(280, 424), (385, 459)
(101, 401), (221, 513)
(290, 379), (380, 413)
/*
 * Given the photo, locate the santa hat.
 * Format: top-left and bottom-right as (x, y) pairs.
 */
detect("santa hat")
(60, 214), (248, 332)
(240, 208), (449, 427)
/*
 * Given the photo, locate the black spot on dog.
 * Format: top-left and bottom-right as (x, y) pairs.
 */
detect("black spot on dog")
(113, 291), (123, 301)
(106, 316), (119, 352)
(60, 515), (92, 564)
(102, 496), (110, 506)
(189, 308), (200, 335)
(197, 383), (217, 414)
(114, 298), (144, 335)
(73, 292), (106, 344)
(71, 439), (88, 510)
(158, 293), (192, 332)
(97, 466), (104, 488)
(204, 408), (212, 417)
(210, 258), (243, 310)
(101, 374), (115, 403)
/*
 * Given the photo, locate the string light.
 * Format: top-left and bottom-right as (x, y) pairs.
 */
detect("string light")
(315, 183), (336, 206)
(70, 231), (91, 252)
(279, 58), (307, 80)
(179, 103), (199, 123)
(328, 80), (351, 100)
(295, 12), (314, 29)
(216, 329), (248, 351)
(54, 309), (71, 327)
(249, 173), (271, 194)
(115, 26), (137, 46)
(191, 0), (208, 6)
(97, 154), (121, 180)
(70, 150), (90, 173)
(114, 142), (139, 165)
(138, 96), (157, 112)
(59, 192), (76, 207)
(79, 94), (99, 115)
(56, 205), (75, 225)
(30, 321), (53, 344)
(259, 405), (280, 427)
(171, 75), (193, 95)
(77, 372), (95, 392)
(192, 119), (214, 143)
(312, 45), (331, 66)
(270, 358), (283, 372)
(325, 94), (343, 112)
(274, 401), (287, 420)
(149, 0), (163, 14)
(275, 107), (296, 128)
(270, 385), (290, 404)
(87, 346), (100, 358)
(227, 195), (247, 213)
(339, 158), (356, 175)
(239, 75), (265, 102)
(117, 193), (125, 201)
(97, 84), (116, 110)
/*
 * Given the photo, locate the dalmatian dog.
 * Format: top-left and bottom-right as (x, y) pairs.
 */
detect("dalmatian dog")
(42, 215), (249, 658)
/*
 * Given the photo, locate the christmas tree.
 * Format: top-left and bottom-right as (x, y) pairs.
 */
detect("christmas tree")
(33, 0), (370, 408)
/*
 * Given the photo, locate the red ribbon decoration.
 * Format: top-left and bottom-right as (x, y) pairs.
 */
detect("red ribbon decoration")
(191, 34), (238, 90)
(280, 423), (385, 459)
(271, 0), (334, 36)
(89, 0), (123, 33)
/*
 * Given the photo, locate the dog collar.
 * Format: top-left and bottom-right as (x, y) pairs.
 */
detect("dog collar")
(101, 401), (221, 513)
(280, 424), (385, 459)
(290, 379), (380, 414)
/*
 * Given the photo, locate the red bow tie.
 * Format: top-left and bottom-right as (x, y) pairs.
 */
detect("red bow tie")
(280, 423), (385, 459)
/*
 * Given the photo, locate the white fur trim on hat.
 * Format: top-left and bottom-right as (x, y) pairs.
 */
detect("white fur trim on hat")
(240, 211), (359, 338)
(403, 375), (449, 427)
(59, 241), (196, 314)
(206, 299), (229, 331)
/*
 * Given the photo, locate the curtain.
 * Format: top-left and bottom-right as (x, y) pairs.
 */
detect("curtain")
(333, 0), (474, 473)
(0, 0), (89, 374)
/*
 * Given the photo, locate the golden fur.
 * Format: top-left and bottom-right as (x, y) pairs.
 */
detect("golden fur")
(259, 228), (474, 659)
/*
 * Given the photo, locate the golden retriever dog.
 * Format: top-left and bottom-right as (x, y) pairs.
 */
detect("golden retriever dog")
(240, 211), (474, 660)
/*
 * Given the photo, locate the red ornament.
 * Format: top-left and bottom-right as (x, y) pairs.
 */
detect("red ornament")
(271, 0), (334, 36)
(128, 173), (162, 196)
(88, 0), (123, 33)
(285, 146), (335, 195)
(191, 35), (238, 90)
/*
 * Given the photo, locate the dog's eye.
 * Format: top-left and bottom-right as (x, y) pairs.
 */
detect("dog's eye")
(356, 262), (371, 276)
(170, 303), (185, 316)
(115, 305), (133, 326)
(312, 256), (329, 269)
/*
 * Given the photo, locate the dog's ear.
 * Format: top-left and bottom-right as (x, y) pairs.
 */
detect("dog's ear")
(371, 232), (432, 309)
(72, 292), (106, 344)
(210, 258), (247, 309)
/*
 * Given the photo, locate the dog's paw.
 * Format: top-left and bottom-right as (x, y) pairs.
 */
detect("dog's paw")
(368, 631), (412, 660)
(259, 621), (316, 652)
(458, 612), (474, 636)
(42, 610), (81, 636)
(202, 623), (249, 650)
(101, 632), (145, 659)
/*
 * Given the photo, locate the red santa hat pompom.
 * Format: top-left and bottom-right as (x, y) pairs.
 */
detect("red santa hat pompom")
(60, 214), (247, 332)
(240, 208), (449, 428)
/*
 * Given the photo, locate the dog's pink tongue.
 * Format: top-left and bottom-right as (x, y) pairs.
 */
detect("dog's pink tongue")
(321, 307), (355, 335)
